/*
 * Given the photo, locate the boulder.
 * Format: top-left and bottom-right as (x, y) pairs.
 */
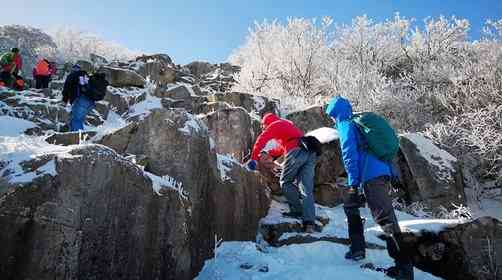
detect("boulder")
(45, 131), (97, 146)
(202, 107), (258, 162)
(136, 54), (173, 66)
(207, 92), (279, 117)
(193, 101), (231, 115)
(98, 66), (145, 88)
(397, 217), (502, 280)
(0, 145), (193, 280)
(89, 53), (108, 65)
(133, 54), (176, 86)
(105, 87), (147, 115)
(155, 84), (192, 99)
(286, 105), (332, 133)
(397, 134), (466, 211)
(212, 155), (271, 241)
(185, 61), (216, 78)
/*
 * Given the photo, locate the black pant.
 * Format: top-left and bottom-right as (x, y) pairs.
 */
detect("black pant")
(0, 71), (13, 87)
(35, 75), (50, 89)
(343, 176), (411, 266)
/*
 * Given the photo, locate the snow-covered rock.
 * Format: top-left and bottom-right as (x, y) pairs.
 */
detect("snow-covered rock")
(398, 133), (466, 211)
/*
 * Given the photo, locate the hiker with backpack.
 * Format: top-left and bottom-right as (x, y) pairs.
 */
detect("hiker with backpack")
(0, 48), (22, 88)
(325, 96), (413, 280)
(62, 64), (109, 131)
(246, 113), (320, 233)
(33, 58), (51, 89)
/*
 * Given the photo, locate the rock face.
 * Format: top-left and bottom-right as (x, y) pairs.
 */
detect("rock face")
(105, 86), (147, 115)
(213, 156), (271, 241)
(398, 217), (502, 280)
(99, 66), (146, 88)
(99, 108), (270, 244)
(397, 134), (466, 211)
(0, 145), (193, 280)
(202, 107), (259, 162)
(286, 105), (332, 133)
(45, 131), (97, 146)
(134, 54), (176, 86)
(208, 92), (278, 117)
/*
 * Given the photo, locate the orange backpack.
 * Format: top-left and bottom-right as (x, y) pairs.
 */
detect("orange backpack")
(35, 60), (50, 76)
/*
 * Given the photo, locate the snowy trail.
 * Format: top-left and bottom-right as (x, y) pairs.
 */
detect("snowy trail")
(196, 201), (450, 280)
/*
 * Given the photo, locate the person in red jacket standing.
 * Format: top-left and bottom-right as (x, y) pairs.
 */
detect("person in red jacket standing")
(247, 113), (317, 233)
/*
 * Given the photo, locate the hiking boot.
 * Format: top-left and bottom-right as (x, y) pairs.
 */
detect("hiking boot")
(385, 264), (414, 280)
(344, 250), (365, 261)
(282, 211), (302, 219)
(304, 224), (315, 233)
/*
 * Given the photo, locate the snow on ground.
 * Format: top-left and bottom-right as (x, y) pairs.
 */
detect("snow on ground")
(0, 116), (37, 136)
(306, 127), (338, 144)
(90, 111), (127, 141)
(404, 133), (457, 181)
(128, 91), (162, 119)
(216, 154), (241, 182)
(471, 197), (502, 221)
(196, 241), (439, 280)
(178, 112), (208, 136)
(196, 200), (457, 280)
(254, 95), (266, 112)
(0, 136), (74, 184)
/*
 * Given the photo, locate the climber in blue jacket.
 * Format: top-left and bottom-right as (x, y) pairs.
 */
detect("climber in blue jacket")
(326, 96), (413, 280)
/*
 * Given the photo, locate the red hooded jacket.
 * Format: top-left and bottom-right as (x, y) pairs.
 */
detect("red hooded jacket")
(251, 113), (304, 161)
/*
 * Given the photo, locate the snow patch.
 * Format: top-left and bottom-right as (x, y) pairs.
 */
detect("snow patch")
(253, 95), (266, 112)
(216, 154), (241, 182)
(0, 116), (37, 136)
(90, 111), (127, 141)
(306, 127), (338, 144)
(0, 136), (74, 184)
(178, 113), (207, 136)
(145, 171), (188, 199)
(404, 133), (457, 181)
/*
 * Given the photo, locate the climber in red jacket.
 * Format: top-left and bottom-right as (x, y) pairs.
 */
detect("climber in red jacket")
(248, 113), (317, 233)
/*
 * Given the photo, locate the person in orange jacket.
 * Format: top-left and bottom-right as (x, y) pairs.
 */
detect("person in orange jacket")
(33, 58), (51, 89)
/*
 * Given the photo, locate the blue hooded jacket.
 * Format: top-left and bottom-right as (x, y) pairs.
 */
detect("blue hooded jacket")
(325, 96), (391, 187)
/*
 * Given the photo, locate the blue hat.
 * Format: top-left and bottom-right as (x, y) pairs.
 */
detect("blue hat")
(71, 64), (81, 71)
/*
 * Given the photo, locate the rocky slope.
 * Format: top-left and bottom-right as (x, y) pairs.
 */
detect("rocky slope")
(0, 52), (499, 280)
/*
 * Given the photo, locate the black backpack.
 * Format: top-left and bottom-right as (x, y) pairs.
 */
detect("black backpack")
(299, 136), (322, 156)
(83, 73), (108, 101)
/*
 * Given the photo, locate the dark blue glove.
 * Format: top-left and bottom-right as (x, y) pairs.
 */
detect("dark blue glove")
(247, 160), (257, 171)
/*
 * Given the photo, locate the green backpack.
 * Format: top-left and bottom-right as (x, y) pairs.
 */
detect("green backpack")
(351, 112), (399, 162)
(0, 52), (13, 67)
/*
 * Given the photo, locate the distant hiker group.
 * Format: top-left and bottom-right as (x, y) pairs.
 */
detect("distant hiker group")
(0, 48), (24, 90)
(246, 97), (413, 280)
(0, 47), (110, 132)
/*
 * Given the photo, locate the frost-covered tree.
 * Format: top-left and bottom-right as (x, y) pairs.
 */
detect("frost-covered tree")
(231, 14), (502, 193)
(48, 27), (138, 62)
(230, 17), (334, 110)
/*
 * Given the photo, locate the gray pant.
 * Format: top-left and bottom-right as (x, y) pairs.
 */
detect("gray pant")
(344, 176), (412, 270)
(280, 147), (317, 223)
